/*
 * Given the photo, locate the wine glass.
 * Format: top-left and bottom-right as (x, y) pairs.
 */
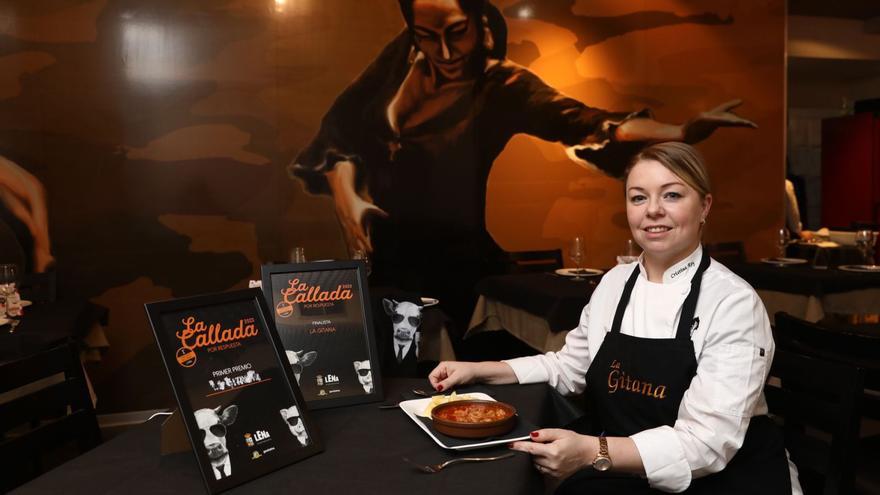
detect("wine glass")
(352, 249), (372, 277)
(776, 228), (790, 259)
(0, 264), (18, 319)
(291, 247), (307, 263)
(569, 236), (585, 281)
(617, 239), (640, 265)
(856, 230), (876, 265)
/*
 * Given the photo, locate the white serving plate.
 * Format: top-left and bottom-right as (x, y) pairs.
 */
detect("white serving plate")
(760, 257), (808, 266)
(838, 264), (880, 273)
(555, 268), (604, 277)
(398, 393), (530, 451)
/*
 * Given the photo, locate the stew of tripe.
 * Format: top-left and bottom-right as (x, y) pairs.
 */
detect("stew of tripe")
(434, 403), (511, 424)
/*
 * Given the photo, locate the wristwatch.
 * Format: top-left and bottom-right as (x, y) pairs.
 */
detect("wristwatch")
(592, 435), (612, 472)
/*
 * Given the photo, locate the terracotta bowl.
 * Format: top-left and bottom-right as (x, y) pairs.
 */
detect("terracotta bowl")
(430, 400), (517, 439)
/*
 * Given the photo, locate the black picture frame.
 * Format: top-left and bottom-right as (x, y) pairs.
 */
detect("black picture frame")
(145, 289), (322, 494)
(261, 261), (383, 409)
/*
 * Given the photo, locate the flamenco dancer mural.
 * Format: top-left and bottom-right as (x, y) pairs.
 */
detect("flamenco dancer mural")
(0, 0), (782, 412)
(290, 0), (756, 324)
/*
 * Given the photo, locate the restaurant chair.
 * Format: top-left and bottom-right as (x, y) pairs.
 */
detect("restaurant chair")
(774, 312), (880, 421)
(704, 241), (746, 265)
(19, 270), (57, 303)
(765, 350), (864, 495)
(0, 340), (102, 492)
(503, 249), (563, 274)
(0, 219), (27, 270)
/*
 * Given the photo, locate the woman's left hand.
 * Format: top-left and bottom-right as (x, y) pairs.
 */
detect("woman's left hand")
(682, 99), (757, 144)
(509, 429), (595, 479)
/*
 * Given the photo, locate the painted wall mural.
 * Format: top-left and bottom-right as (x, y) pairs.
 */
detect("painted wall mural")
(0, 0), (784, 412)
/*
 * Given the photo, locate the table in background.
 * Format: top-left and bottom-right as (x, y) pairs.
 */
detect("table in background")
(729, 262), (880, 323)
(13, 378), (581, 495)
(787, 242), (864, 267)
(467, 272), (598, 352)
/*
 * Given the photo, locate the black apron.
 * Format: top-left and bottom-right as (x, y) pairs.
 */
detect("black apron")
(557, 252), (792, 494)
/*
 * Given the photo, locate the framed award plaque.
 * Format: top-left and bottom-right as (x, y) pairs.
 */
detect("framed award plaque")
(146, 289), (322, 494)
(261, 261), (383, 409)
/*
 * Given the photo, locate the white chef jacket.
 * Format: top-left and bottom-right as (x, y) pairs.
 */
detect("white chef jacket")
(505, 246), (802, 493)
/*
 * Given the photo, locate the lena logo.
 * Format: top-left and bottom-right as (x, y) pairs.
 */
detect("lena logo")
(174, 316), (259, 367)
(607, 360), (667, 399)
(324, 373), (340, 384)
(275, 278), (354, 318)
(254, 430), (271, 442)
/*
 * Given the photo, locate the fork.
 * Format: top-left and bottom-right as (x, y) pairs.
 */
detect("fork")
(402, 453), (515, 473)
(411, 388), (442, 397)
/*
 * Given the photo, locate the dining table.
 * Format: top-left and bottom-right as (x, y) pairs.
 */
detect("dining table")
(467, 271), (602, 353)
(11, 378), (584, 495)
(728, 261), (880, 323)
(786, 241), (864, 268)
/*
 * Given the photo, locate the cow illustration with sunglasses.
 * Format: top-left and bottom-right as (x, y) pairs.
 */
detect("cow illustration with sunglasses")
(353, 359), (373, 393)
(279, 405), (310, 446)
(285, 349), (317, 384)
(382, 298), (422, 366)
(194, 405), (238, 480)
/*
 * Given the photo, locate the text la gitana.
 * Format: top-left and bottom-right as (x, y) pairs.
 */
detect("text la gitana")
(174, 316), (259, 368)
(275, 277), (354, 318)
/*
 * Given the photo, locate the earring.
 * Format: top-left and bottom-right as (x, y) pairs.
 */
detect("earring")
(407, 44), (418, 65)
(700, 218), (706, 225)
(482, 15), (494, 52)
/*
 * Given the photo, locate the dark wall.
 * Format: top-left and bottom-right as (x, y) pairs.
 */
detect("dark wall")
(0, 0), (785, 412)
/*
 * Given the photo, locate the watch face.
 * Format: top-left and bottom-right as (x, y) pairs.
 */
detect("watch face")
(593, 457), (612, 472)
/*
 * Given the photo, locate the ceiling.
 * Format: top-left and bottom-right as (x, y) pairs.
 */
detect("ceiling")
(789, 0), (880, 19)
(789, 56), (880, 82)
(788, 1), (880, 84)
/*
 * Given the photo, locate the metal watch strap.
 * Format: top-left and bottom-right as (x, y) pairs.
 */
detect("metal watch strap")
(592, 435), (612, 471)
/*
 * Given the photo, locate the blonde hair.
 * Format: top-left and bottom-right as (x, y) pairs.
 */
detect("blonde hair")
(626, 142), (711, 198)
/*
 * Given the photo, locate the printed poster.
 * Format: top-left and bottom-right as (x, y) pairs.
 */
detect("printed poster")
(262, 262), (382, 408)
(147, 289), (321, 494)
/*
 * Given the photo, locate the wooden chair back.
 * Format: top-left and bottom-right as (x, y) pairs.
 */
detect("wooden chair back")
(704, 241), (746, 265)
(503, 249), (563, 274)
(766, 350), (864, 495)
(775, 312), (880, 415)
(0, 341), (101, 491)
(19, 271), (57, 303)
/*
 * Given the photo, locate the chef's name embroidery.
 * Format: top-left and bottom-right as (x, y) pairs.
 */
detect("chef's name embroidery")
(669, 261), (695, 279)
(607, 360), (667, 399)
(175, 316), (259, 367)
(275, 278), (354, 317)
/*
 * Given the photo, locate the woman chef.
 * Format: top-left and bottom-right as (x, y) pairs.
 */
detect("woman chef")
(429, 142), (801, 494)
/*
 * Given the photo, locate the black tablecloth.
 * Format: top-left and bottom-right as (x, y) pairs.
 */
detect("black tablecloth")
(728, 262), (880, 296)
(786, 243), (864, 267)
(0, 301), (109, 361)
(14, 378), (581, 495)
(475, 273), (597, 332)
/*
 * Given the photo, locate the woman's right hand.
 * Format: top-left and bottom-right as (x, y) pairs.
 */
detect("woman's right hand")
(428, 361), (482, 392)
(326, 161), (387, 253)
(333, 191), (387, 253)
(428, 361), (518, 391)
